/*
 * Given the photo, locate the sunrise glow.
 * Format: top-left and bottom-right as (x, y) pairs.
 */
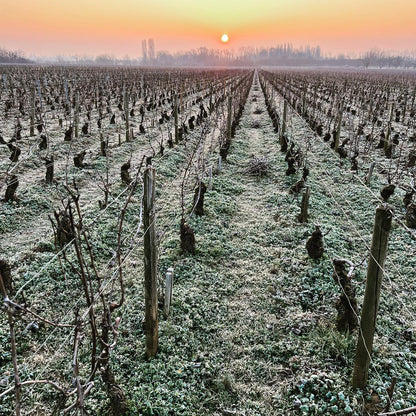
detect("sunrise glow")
(0, 0), (415, 57)
(221, 34), (229, 44)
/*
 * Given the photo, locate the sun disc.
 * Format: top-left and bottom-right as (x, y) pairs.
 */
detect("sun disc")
(221, 34), (229, 43)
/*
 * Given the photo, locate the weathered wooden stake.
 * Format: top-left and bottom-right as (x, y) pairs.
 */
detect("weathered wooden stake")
(0, 268), (21, 416)
(368, 89), (374, 114)
(280, 100), (288, 146)
(227, 95), (233, 142)
(143, 166), (159, 358)
(8, 306), (21, 416)
(124, 89), (130, 142)
(298, 186), (310, 223)
(365, 162), (376, 185)
(402, 95), (408, 122)
(302, 86), (306, 115)
(208, 166), (213, 190)
(74, 92), (79, 138)
(163, 268), (174, 318)
(100, 133), (107, 157)
(352, 205), (392, 388)
(334, 105), (343, 153)
(312, 87), (317, 120)
(174, 95), (179, 144)
(30, 87), (35, 137)
(45, 156), (54, 184)
(384, 104), (394, 156)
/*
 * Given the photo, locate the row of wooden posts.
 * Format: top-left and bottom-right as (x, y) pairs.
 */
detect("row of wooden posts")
(141, 88), (236, 358)
(144, 92), (393, 390)
(278, 95), (393, 389)
(26, 84), (233, 359)
(29, 86), (167, 143)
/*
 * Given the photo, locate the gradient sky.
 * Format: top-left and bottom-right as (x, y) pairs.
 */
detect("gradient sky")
(1, 0), (415, 57)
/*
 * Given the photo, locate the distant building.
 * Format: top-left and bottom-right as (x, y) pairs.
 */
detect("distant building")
(148, 39), (155, 60)
(142, 39), (148, 61)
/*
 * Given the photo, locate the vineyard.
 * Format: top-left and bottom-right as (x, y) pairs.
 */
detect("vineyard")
(0, 65), (415, 415)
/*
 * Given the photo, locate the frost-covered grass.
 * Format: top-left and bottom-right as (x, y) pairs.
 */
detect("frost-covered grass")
(1, 73), (416, 416)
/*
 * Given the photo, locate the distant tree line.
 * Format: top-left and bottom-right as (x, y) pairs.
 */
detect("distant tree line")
(152, 44), (323, 67)
(151, 45), (416, 69)
(0, 48), (32, 64)
(2, 44), (416, 69)
(360, 49), (416, 69)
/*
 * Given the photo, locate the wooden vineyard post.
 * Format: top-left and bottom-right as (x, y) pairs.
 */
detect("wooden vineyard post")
(384, 104), (394, 157)
(100, 133), (106, 156)
(334, 104), (343, 153)
(298, 186), (310, 223)
(0, 269), (22, 416)
(174, 95), (179, 144)
(124, 89), (130, 142)
(411, 87), (416, 112)
(365, 162), (376, 185)
(312, 87), (317, 120)
(369, 89), (374, 115)
(163, 268), (174, 318)
(227, 95), (233, 142)
(45, 156), (54, 184)
(74, 92), (79, 138)
(143, 166), (159, 358)
(280, 99), (288, 146)
(302, 86), (306, 116)
(352, 205), (392, 388)
(402, 94), (408, 122)
(30, 86), (35, 137)
(208, 166), (213, 191)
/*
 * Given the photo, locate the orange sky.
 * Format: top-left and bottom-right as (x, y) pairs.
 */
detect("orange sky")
(1, 0), (415, 57)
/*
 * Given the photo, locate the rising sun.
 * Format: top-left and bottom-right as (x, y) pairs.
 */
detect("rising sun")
(221, 34), (229, 43)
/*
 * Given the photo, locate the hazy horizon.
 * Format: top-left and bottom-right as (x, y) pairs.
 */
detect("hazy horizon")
(1, 0), (415, 59)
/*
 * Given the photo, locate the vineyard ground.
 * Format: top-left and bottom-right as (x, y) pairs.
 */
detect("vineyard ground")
(1, 71), (416, 415)
(119, 74), (415, 415)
